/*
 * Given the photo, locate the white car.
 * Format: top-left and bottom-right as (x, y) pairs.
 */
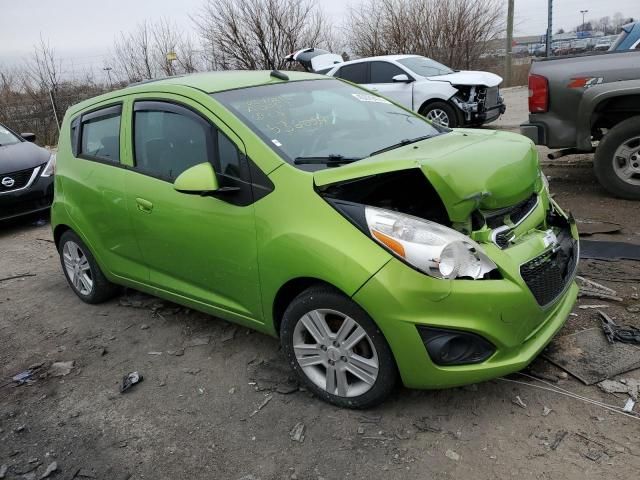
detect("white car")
(286, 48), (505, 128)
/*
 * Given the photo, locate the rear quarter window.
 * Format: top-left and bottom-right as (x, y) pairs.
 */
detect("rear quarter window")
(79, 105), (122, 163)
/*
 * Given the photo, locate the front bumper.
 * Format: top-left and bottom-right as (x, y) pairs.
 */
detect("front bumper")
(353, 200), (578, 389)
(0, 174), (54, 221)
(463, 103), (506, 126)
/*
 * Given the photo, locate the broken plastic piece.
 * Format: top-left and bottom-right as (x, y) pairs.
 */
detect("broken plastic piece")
(623, 398), (636, 413)
(599, 310), (640, 345)
(120, 371), (143, 393)
(12, 370), (33, 385)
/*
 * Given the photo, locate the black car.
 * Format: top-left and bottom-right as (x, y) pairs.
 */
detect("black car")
(0, 123), (55, 221)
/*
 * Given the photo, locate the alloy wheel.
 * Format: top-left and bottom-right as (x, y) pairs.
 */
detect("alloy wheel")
(292, 308), (379, 397)
(62, 240), (93, 296)
(425, 108), (450, 127)
(612, 136), (640, 186)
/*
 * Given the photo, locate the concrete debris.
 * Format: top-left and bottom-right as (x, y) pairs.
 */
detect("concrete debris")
(512, 395), (527, 408)
(183, 336), (211, 348)
(289, 422), (305, 442)
(542, 406), (552, 417)
(228, 387), (236, 394)
(576, 276), (618, 295)
(140, 324), (150, 330)
(40, 462), (57, 479)
(597, 379), (640, 400)
(147, 351), (163, 356)
(249, 395), (273, 417)
(557, 372), (568, 380)
(578, 304), (608, 309)
(623, 398), (636, 413)
(550, 430), (568, 450)
(445, 449), (460, 461)
(13, 424), (26, 433)
(50, 361), (74, 377)
(167, 349), (184, 356)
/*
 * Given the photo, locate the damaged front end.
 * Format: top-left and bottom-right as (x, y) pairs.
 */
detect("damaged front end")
(451, 85), (506, 125)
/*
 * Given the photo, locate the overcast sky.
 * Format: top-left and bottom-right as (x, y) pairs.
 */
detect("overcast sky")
(1, 0), (638, 76)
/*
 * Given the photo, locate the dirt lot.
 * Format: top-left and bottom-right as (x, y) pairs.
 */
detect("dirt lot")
(2, 91), (640, 479)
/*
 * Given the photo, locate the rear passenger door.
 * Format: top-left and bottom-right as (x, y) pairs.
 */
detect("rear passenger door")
(64, 101), (146, 283)
(123, 96), (263, 323)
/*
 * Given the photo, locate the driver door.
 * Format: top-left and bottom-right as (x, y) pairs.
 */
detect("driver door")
(124, 96), (262, 324)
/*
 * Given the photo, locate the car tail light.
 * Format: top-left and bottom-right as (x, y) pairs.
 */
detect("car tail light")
(528, 74), (549, 113)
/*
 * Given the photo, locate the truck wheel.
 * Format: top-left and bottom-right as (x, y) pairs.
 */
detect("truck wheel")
(421, 101), (458, 128)
(594, 116), (640, 200)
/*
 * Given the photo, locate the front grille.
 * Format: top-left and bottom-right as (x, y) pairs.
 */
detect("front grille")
(0, 167), (35, 192)
(485, 87), (499, 108)
(483, 194), (538, 229)
(520, 236), (577, 307)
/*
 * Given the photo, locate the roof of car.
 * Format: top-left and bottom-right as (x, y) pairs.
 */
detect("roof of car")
(337, 54), (419, 66)
(68, 70), (328, 114)
(129, 69), (325, 93)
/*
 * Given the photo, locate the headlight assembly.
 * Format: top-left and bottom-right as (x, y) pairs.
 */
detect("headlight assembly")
(364, 206), (498, 280)
(41, 152), (56, 177)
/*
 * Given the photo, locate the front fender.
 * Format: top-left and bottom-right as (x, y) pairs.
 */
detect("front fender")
(576, 79), (640, 150)
(412, 80), (459, 112)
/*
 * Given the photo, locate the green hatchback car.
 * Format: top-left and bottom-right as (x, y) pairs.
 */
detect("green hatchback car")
(52, 70), (578, 408)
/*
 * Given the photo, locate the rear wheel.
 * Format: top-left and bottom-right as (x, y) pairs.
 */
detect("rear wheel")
(420, 101), (459, 128)
(59, 230), (119, 304)
(594, 116), (640, 200)
(280, 286), (398, 408)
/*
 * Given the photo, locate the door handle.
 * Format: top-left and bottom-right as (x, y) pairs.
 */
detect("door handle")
(135, 197), (153, 213)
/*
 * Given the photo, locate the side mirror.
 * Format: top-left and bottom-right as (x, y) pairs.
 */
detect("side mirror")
(174, 162), (219, 195)
(392, 74), (412, 83)
(21, 133), (36, 142)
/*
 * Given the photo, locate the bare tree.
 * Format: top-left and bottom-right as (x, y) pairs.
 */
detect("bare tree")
(346, 0), (503, 70)
(112, 21), (156, 82)
(193, 0), (332, 70)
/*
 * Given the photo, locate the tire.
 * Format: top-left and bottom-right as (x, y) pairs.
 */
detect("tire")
(420, 101), (459, 128)
(58, 230), (119, 304)
(594, 116), (640, 200)
(280, 285), (398, 408)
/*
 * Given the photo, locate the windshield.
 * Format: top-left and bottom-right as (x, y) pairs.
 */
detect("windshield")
(397, 56), (454, 77)
(0, 124), (21, 146)
(213, 79), (445, 170)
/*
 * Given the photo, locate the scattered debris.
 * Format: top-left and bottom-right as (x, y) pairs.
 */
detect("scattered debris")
(140, 324), (150, 330)
(0, 464), (7, 479)
(557, 372), (568, 380)
(183, 336), (211, 348)
(584, 450), (604, 462)
(147, 351), (163, 356)
(623, 398), (636, 413)
(40, 462), (57, 479)
(49, 361), (74, 377)
(120, 372), (143, 393)
(550, 430), (568, 450)
(576, 220), (621, 236)
(13, 424), (26, 433)
(445, 449), (460, 461)
(627, 303), (640, 313)
(580, 239), (640, 261)
(599, 310), (640, 345)
(12, 370), (35, 385)
(182, 367), (201, 375)
(228, 387), (236, 394)
(249, 395), (273, 417)
(167, 349), (184, 356)
(542, 406), (552, 416)
(576, 276), (623, 302)
(512, 395), (527, 409)
(578, 304), (608, 309)
(597, 379), (640, 400)
(0, 272), (36, 283)
(289, 422), (305, 442)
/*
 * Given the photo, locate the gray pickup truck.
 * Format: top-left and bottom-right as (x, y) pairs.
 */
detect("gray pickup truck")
(520, 50), (640, 199)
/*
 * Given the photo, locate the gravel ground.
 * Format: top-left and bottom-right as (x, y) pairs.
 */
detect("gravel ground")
(1, 91), (640, 480)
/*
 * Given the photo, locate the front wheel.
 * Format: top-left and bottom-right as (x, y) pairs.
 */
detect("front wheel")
(280, 286), (398, 408)
(594, 116), (640, 200)
(420, 101), (459, 128)
(59, 230), (119, 304)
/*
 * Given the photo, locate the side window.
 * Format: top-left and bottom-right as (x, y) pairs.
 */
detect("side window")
(133, 102), (212, 181)
(370, 61), (407, 83)
(80, 105), (121, 162)
(217, 131), (243, 179)
(335, 63), (369, 84)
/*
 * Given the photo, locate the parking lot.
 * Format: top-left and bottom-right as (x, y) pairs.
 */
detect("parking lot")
(1, 83), (640, 480)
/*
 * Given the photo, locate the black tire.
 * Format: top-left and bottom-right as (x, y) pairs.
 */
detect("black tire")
(594, 116), (640, 200)
(420, 101), (459, 128)
(280, 285), (398, 409)
(58, 230), (119, 304)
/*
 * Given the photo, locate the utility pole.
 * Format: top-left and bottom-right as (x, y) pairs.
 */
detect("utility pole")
(103, 66), (113, 89)
(505, 0), (514, 86)
(546, 0), (553, 57)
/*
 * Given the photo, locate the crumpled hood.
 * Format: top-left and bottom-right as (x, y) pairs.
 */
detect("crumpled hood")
(426, 70), (502, 87)
(314, 129), (539, 222)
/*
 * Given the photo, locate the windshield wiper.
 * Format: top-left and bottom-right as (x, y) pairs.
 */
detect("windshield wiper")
(293, 154), (362, 167)
(369, 135), (434, 157)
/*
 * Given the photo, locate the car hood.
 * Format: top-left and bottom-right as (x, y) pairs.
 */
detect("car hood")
(314, 129), (539, 222)
(0, 141), (50, 174)
(426, 70), (503, 87)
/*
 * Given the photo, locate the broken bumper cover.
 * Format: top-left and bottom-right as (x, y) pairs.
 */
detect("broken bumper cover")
(353, 220), (578, 389)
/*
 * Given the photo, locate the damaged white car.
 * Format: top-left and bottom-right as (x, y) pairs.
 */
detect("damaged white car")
(285, 48), (506, 128)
